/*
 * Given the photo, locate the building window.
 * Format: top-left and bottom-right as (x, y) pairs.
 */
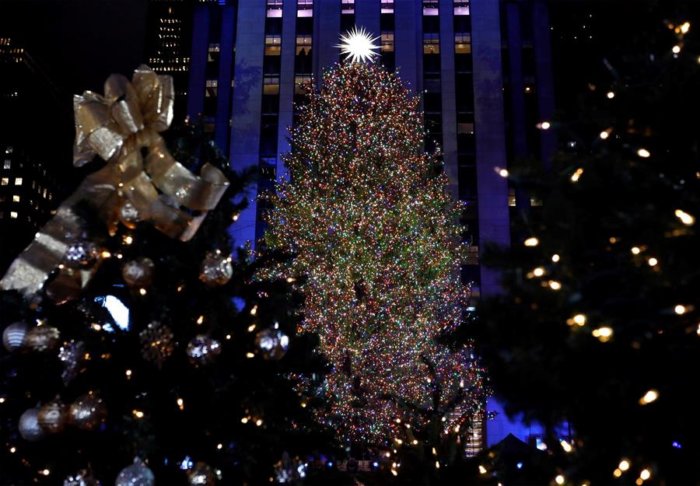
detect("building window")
(1, 177), (8, 186)
(455, 33), (471, 54)
(14, 177), (22, 186)
(12, 195), (20, 203)
(341, 0), (354, 14)
(295, 75), (312, 94)
(3, 160), (9, 169)
(10, 211), (18, 219)
(267, 0), (283, 18)
(458, 122), (474, 135)
(423, 34), (440, 54)
(208, 43), (220, 62)
(454, 0), (470, 15)
(265, 35), (282, 56)
(381, 32), (394, 53)
(263, 76), (280, 95)
(381, 0), (394, 14)
(205, 79), (218, 97)
(297, 0), (313, 17)
(296, 35), (312, 55)
(423, 0), (438, 16)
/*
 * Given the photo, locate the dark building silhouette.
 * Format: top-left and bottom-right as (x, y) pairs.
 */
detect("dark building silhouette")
(0, 37), (61, 272)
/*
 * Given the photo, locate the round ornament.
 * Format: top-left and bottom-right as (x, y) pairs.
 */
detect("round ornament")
(25, 325), (61, 352)
(139, 321), (175, 367)
(3, 321), (28, 351)
(63, 470), (100, 486)
(255, 328), (289, 360)
(18, 407), (44, 441)
(199, 251), (233, 286)
(64, 240), (99, 268)
(59, 340), (85, 384)
(186, 335), (222, 366)
(187, 462), (216, 486)
(38, 399), (68, 434)
(69, 393), (107, 431)
(115, 458), (155, 486)
(122, 258), (155, 287)
(119, 200), (140, 229)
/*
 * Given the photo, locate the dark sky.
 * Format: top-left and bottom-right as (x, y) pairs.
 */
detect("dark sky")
(0, 0), (148, 97)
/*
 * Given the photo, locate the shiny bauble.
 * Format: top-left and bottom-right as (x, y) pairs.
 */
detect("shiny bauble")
(25, 325), (61, 352)
(63, 470), (100, 486)
(121, 258), (155, 287)
(3, 321), (28, 351)
(255, 328), (289, 360)
(199, 251), (233, 286)
(69, 394), (107, 431)
(139, 321), (175, 367)
(115, 458), (155, 486)
(65, 240), (99, 268)
(37, 399), (68, 434)
(18, 407), (44, 441)
(119, 200), (139, 229)
(186, 335), (222, 366)
(59, 340), (85, 384)
(187, 462), (216, 486)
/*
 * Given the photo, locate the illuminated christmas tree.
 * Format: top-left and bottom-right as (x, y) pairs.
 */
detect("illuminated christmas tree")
(264, 56), (487, 454)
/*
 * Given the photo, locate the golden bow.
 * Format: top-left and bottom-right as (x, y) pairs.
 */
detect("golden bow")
(1, 66), (229, 299)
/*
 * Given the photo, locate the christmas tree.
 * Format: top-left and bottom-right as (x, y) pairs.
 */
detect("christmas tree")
(0, 67), (328, 485)
(263, 55), (488, 472)
(474, 7), (700, 484)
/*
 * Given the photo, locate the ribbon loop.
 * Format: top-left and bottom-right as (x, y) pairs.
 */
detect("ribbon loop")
(1, 66), (230, 298)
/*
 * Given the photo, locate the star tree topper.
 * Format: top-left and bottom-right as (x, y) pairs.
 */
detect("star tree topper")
(336, 26), (380, 63)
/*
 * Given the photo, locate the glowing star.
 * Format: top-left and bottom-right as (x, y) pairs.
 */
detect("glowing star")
(337, 27), (380, 63)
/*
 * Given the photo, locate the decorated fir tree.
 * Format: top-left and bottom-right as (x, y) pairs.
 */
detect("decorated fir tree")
(474, 9), (700, 485)
(263, 55), (488, 474)
(0, 67), (328, 485)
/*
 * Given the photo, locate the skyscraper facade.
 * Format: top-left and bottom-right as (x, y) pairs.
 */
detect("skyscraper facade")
(0, 37), (60, 272)
(147, 0), (555, 304)
(145, 0), (556, 449)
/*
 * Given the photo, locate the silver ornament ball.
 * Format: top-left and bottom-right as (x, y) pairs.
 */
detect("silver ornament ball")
(18, 407), (44, 441)
(187, 462), (216, 486)
(186, 335), (222, 366)
(199, 251), (233, 286)
(122, 258), (155, 287)
(3, 321), (28, 352)
(255, 328), (289, 360)
(65, 241), (99, 268)
(115, 458), (155, 486)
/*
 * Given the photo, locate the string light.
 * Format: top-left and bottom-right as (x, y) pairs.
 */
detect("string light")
(647, 257), (658, 267)
(552, 254), (560, 262)
(619, 460), (630, 471)
(672, 45), (681, 54)
(567, 314), (586, 327)
(177, 398), (184, 411)
(599, 129), (611, 139)
(674, 305), (687, 315)
(637, 148), (651, 158)
(548, 280), (562, 290)
(570, 168), (584, 182)
(640, 469), (652, 480)
(132, 409), (145, 419)
(533, 267), (545, 277)
(524, 237), (539, 247)
(639, 390), (659, 405)
(555, 474), (565, 485)
(262, 61), (487, 443)
(675, 209), (695, 226)
(592, 326), (613, 342)
(607, 91), (615, 99)
(631, 246), (641, 255)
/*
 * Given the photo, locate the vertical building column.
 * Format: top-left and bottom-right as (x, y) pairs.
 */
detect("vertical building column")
(505, 1), (531, 212)
(276, 0), (298, 182)
(394, 1), (422, 94)
(471, 0), (510, 296)
(187, 5), (210, 120)
(439, 0), (459, 198)
(355, 0), (380, 37)
(533, 0), (556, 169)
(229, 0), (266, 247)
(215, 4), (237, 153)
(313, 0), (341, 82)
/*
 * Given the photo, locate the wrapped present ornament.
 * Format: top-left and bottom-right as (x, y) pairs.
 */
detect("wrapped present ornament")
(0, 66), (229, 300)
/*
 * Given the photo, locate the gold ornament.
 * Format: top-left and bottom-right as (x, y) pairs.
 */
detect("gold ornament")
(199, 251), (233, 286)
(122, 257), (155, 287)
(25, 325), (61, 352)
(139, 321), (175, 367)
(0, 66), (229, 299)
(38, 399), (68, 434)
(69, 393), (107, 431)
